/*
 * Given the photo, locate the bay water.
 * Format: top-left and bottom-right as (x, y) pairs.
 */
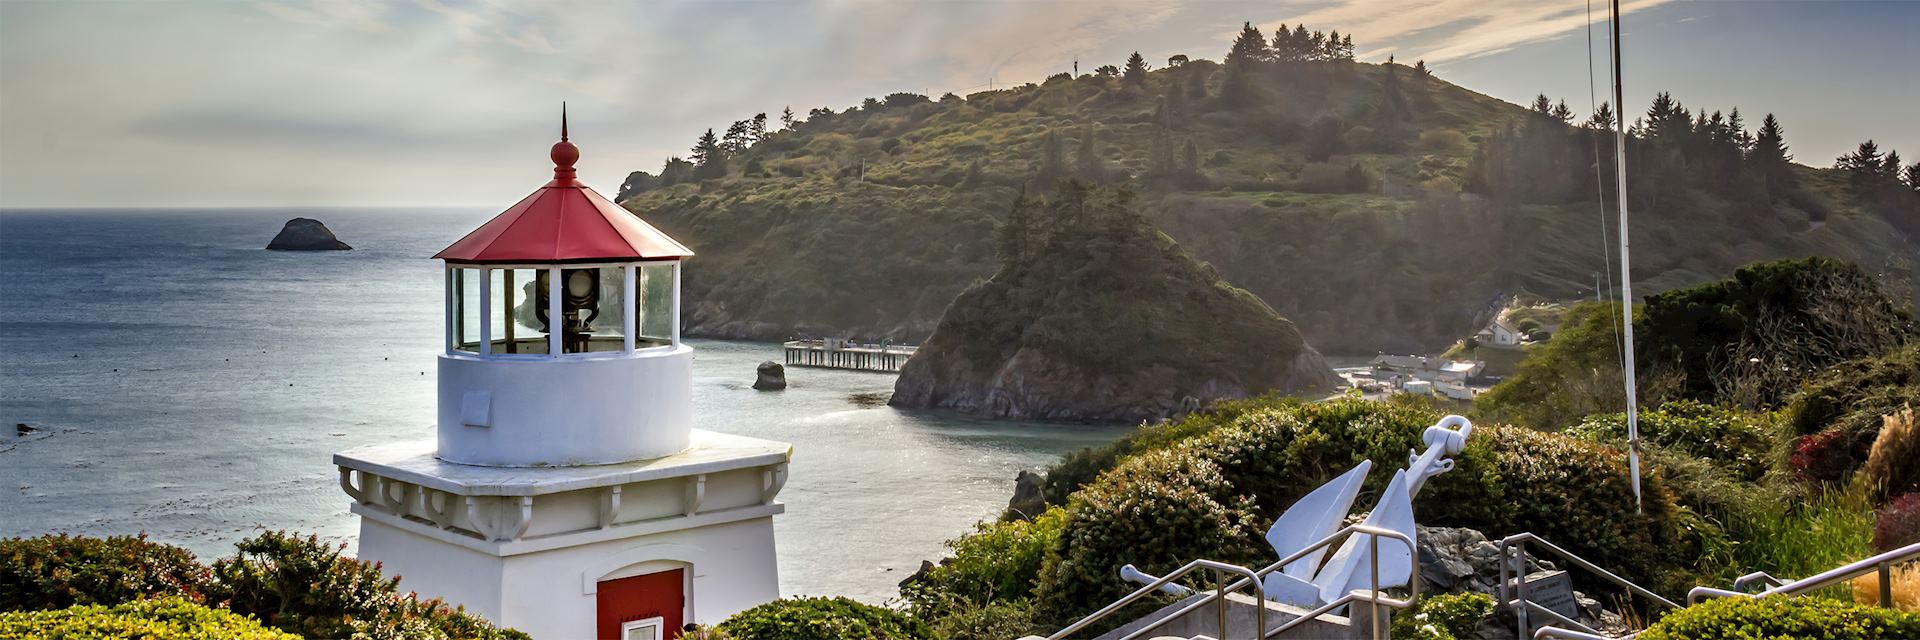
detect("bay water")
(0, 208), (1117, 602)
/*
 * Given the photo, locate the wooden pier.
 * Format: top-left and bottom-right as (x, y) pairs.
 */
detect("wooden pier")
(783, 339), (918, 372)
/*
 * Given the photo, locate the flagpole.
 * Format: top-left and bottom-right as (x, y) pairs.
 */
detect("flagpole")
(1610, 0), (1642, 513)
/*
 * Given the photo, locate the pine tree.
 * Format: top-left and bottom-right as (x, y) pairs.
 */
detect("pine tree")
(1160, 80), (1187, 129)
(1882, 150), (1903, 183)
(1551, 100), (1574, 125)
(1324, 30), (1342, 61)
(1146, 130), (1175, 181)
(1268, 23), (1291, 62)
(1645, 92), (1686, 140)
(1749, 113), (1794, 198)
(749, 113), (768, 143)
(1075, 120), (1107, 183)
(1587, 102), (1615, 130)
(1308, 31), (1327, 61)
(1182, 139), (1202, 184)
(994, 189), (1035, 272)
(1905, 161), (1920, 196)
(1531, 94), (1554, 116)
(1223, 22), (1268, 105)
(1123, 52), (1149, 89)
(721, 119), (751, 154)
(1726, 108), (1751, 152)
(691, 129), (727, 180)
(780, 106), (795, 130)
(1413, 60), (1429, 77)
(1035, 130), (1067, 184)
(1340, 34), (1354, 60)
(1836, 140), (1885, 183)
(1292, 25), (1310, 60)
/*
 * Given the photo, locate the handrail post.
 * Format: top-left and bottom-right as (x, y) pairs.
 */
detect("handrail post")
(1216, 568), (1228, 640)
(1879, 562), (1893, 608)
(1370, 532), (1383, 640)
(1515, 539), (1529, 640)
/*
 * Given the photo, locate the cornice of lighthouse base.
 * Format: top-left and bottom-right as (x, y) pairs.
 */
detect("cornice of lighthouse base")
(339, 429), (790, 638)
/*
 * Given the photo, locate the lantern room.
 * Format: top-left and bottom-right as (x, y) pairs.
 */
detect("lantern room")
(430, 111), (696, 467)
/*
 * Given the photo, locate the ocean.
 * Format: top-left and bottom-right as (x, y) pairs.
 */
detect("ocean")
(0, 207), (1117, 603)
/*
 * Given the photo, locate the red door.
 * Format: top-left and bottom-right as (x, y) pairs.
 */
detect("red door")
(596, 568), (684, 640)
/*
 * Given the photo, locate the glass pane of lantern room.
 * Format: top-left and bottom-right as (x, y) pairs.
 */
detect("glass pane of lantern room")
(457, 268), (481, 353)
(638, 264), (673, 347)
(583, 266), (626, 352)
(501, 269), (547, 355)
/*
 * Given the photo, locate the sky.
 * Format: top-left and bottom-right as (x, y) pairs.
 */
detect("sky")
(0, 0), (1914, 208)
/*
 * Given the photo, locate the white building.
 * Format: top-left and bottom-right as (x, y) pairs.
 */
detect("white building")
(335, 112), (790, 640)
(1475, 316), (1522, 348)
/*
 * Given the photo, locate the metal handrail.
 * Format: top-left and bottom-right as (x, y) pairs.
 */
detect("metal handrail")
(1498, 533), (1678, 640)
(1688, 541), (1920, 606)
(1046, 524), (1418, 640)
(1730, 571), (1784, 592)
(1045, 558), (1264, 640)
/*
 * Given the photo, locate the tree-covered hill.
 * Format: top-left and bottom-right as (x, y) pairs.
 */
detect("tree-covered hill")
(619, 23), (1919, 352)
(890, 182), (1340, 423)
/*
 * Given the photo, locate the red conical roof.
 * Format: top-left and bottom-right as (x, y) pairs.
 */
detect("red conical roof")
(435, 108), (692, 264)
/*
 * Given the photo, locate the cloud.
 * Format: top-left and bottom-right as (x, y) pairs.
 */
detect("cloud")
(1259, 0), (1678, 63)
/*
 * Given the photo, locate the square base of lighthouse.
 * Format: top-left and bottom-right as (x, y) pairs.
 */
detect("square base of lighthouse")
(335, 430), (792, 639)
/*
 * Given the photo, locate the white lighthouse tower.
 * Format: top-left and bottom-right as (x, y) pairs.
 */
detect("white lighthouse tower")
(335, 110), (791, 640)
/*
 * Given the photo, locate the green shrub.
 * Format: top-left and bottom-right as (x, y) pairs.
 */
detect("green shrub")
(1033, 451), (1262, 621)
(0, 534), (210, 611)
(1639, 257), (1915, 409)
(0, 596), (300, 639)
(900, 507), (1065, 619)
(1566, 401), (1776, 480)
(1784, 344), (1919, 483)
(1422, 426), (1691, 594)
(923, 597), (1042, 640)
(1034, 394), (1302, 509)
(1390, 592), (1494, 640)
(1637, 595), (1920, 640)
(717, 596), (929, 640)
(209, 531), (526, 640)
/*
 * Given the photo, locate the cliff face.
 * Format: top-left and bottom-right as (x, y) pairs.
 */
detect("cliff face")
(890, 184), (1340, 423)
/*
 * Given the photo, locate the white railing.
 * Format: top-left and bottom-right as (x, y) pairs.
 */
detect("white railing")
(1043, 524), (1419, 640)
(1497, 533), (1678, 640)
(1687, 542), (1920, 607)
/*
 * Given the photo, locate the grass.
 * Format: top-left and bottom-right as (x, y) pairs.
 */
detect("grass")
(1718, 488), (1876, 598)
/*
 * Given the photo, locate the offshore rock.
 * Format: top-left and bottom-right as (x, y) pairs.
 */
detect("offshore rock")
(266, 218), (352, 251)
(752, 361), (787, 391)
(1006, 470), (1047, 520)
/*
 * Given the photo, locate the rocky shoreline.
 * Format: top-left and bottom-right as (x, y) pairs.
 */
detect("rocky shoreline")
(890, 344), (1339, 424)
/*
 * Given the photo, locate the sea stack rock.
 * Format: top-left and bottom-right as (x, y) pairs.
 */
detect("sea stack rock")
(891, 184), (1339, 422)
(1006, 470), (1047, 520)
(267, 218), (352, 251)
(753, 361), (787, 390)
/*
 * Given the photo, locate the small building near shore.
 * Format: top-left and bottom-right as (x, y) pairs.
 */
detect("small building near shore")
(334, 112), (790, 639)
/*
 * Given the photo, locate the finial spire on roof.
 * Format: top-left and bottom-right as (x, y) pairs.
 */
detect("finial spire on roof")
(550, 102), (579, 184)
